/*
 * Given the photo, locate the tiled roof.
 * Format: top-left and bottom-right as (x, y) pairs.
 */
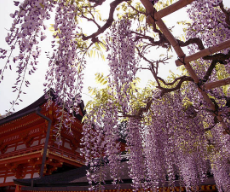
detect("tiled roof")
(0, 89), (85, 126)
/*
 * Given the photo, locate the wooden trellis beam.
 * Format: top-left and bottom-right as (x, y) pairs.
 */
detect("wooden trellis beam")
(154, 0), (195, 20)
(140, 0), (230, 134)
(176, 39), (230, 66)
(143, 0), (215, 107)
(203, 78), (230, 90)
(141, 0), (194, 16)
(147, 20), (200, 85)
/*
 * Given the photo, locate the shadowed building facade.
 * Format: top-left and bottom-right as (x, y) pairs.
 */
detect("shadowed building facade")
(0, 91), (85, 192)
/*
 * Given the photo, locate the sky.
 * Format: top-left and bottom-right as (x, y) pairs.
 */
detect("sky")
(0, 0), (229, 115)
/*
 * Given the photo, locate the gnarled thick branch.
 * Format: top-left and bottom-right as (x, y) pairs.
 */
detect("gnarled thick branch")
(137, 97), (154, 116)
(203, 50), (230, 81)
(203, 60), (220, 82)
(177, 38), (205, 50)
(120, 97), (154, 118)
(82, 0), (130, 42)
(157, 76), (194, 96)
(132, 31), (169, 48)
(203, 50), (230, 61)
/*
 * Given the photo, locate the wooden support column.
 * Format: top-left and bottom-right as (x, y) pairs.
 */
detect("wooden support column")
(15, 164), (24, 179)
(15, 185), (21, 192)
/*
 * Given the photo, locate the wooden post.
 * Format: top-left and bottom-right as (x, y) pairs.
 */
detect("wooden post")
(176, 39), (230, 66)
(140, 0), (154, 14)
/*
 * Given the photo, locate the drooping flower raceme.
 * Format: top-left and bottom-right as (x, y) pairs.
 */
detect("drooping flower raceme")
(142, 93), (209, 191)
(0, 0), (55, 110)
(81, 101), (123, 190)
(126, 117), (146, 190)
(44, 0), (85, 111)
(106, 18), (139, 112)
(43, 0), (86, 140)
(186, 2), (230, 191)
(187, 0), (230, 78)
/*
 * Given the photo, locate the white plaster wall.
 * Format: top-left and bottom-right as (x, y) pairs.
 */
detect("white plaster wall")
(0, 177), (4, 183)
(5, 147), (15, 153)
(33, 173), (39, 178)
(31, 140), (39, 147)
(24, 174), (31, 179)
(16, 144), (26, 150)
(5, 176), (16, 182)
(40, 138), (45, 144)
(64, 142), (71, 149)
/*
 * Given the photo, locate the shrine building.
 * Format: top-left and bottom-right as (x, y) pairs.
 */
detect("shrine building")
(0, 90), (85, 192)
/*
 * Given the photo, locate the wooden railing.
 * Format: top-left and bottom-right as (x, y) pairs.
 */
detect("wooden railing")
(0, 144), (85, 164)
(48, 145), (85, 163)
(0, 145), (43, 159)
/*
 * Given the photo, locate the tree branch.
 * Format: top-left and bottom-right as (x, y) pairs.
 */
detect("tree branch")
(203, 60), (220, 82)
(137, 97), (154, 116)
(157, 76), (194, 96)
(82, 0), (130, 42)
(203, 50), (230, 61)
(132, 31), (169, 48)
(81, 14), (101, 29)
(219, 2), (230, 26)
(177, 38), (205, 50)
(202, 50), (230, 81)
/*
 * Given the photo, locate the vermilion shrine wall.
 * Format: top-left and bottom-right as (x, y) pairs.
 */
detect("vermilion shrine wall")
(0, 99), (85, 191)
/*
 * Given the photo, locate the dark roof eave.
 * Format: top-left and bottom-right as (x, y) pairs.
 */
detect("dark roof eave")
(0, 90), (54, 126)
(0, 89), (85, 126)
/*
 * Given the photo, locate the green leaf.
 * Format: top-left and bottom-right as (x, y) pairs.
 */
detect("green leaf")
(39, 3), (45, 9)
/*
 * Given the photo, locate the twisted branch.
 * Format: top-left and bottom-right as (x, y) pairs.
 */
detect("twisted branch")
(177, 38), (205, 50)
(157, 76), (194, 96)
(82, 0), (130, 42)
(219, 2), (230, 26)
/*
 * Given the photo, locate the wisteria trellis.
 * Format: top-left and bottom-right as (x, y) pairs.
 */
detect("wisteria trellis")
(1, 0), (230, 191)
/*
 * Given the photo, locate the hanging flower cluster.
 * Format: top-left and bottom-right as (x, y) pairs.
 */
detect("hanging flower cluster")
(184, 0), (230, 118)
(126, 117), (146, 189)
(186, 2), (230, 191)
(106, 18), (139, 112)
(208, 123), (230, 192)
(0, 0), (55, 110)
(81, 101), (123, 190)
(138, 93), (208, 191)
(43, 0), (86, 143)
(44, 0), (85, 111)
(186, 0), (230, 77)
(83, 89), (212, 191)
(0, 0), (85, 143)
(2, 0), (230, 191)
